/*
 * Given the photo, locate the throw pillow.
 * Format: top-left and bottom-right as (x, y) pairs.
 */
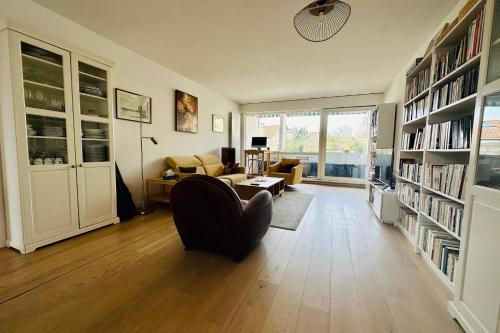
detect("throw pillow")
(224, 163), (240, 174)
(179, 166), (197, 173)
(279, 163), (295, 173)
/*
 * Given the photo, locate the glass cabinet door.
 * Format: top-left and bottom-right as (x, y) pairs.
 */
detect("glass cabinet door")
(20, 41), (73, 167)
(475, 93), (500, 189)
(74, 59), (111, 164)
(487, 0), (500, 83)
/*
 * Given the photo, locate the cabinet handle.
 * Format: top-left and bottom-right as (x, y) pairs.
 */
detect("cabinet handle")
(71, 165), (76, 168)
(78, 164), (83, 167)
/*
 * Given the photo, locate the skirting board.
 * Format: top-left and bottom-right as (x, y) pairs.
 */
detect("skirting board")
(6, 217), (120, 254)
(448, 300), (489, 333)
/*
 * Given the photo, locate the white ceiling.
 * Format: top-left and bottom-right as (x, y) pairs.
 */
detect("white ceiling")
(32, 0), (459, 104)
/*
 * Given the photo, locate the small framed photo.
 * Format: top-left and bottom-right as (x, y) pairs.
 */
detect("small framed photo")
(115, 88), (152, 123)
(212, 114), (224, 133)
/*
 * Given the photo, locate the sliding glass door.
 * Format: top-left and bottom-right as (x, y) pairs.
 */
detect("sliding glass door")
(323, 110), (370, 182)
(243, 108), (371, 183)
(283, 112), (320, 178)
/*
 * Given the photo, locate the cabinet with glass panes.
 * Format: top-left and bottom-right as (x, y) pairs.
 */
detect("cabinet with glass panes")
(0, 29), (118, 254)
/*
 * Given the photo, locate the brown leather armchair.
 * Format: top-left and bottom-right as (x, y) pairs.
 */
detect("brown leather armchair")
(170, 175), (272, 262)
(269, 158), (303, 187)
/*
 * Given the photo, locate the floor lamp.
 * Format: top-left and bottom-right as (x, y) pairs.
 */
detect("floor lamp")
(138, 105), (158, 215)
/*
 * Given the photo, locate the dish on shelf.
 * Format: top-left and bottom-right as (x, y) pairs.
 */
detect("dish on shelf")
(80, 86), (105, 97)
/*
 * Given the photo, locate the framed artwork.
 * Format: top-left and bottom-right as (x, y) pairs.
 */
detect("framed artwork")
(115, 89), (152, 123)
(212, 114), (224, 133)
(175, 90), (198, 133)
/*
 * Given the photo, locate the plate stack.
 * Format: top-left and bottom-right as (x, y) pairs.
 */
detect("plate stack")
(41, 125), (64, 137)
(83, 128), (106, 139)
(84, 143), (107, 162)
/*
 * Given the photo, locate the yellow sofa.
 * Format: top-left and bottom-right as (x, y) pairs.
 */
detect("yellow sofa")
(268, 158), (303, 185)
(165, 154), (247, 187)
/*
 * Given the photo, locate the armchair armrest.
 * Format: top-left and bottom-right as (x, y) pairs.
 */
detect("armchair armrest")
(290, 164), (303, 184)
(241, 191), (273, 233)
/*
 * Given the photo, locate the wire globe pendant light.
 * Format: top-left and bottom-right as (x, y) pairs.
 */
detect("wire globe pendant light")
(294, 0), (351, 42)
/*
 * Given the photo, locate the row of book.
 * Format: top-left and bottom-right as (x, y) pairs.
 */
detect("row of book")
(421, 194), (464, 237)
(424, 163), (468, 200)
(405, 68), (431, 102)
(427, 115), (473, 150)
(399, 208), (418, 239)
(401, 128), (425, 150)
(404, 94), (430, 123)
(396, 182), (420, 211)
(433, 7), (485, 82)
(400, 159), (422, 184)
(418, 224), (460, 282)
(431, 67), (479, 111)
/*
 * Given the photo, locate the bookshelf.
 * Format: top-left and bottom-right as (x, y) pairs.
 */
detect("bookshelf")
(367, 104), (398, 224)
(396, 0), (486, 295)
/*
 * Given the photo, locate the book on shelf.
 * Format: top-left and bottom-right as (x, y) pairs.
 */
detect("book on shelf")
(398, 208), (418, 238)
(396, 182), (420, 211)
(406, 57), (423, 76)
(400, 159), (422, 183)
(433, 7), (485, 83)
(431, 67), (478, 111)
(427, 115), (473, 150)
(401, 128), (425, 150)
(404, 94), (430, 123)
(421, 193), (464, 237)
(418, 224), (460, 282)
(405, 67), (430, 102)
(424, 163), (468, 200)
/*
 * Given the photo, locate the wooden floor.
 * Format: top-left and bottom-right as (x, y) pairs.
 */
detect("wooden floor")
(0, 185), (464, 333)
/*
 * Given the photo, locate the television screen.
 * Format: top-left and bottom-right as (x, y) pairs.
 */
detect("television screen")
(374, 149), (394, 187)
(251, 136), (267, 148)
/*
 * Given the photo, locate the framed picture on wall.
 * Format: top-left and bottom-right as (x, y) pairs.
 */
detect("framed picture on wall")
(115, 89), (152, 123)
(212, 114), (224, 133)
(175, 90), (198, 133)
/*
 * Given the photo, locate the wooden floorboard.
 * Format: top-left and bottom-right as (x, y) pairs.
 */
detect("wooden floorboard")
(0, 184), (464, 332)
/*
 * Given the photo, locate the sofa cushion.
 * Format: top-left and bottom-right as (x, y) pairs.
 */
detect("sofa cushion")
(195, 154), (224, 177)
(281, 158), (301, 166)
(165, 156), (205, 175)
(217, 173), (247, 187)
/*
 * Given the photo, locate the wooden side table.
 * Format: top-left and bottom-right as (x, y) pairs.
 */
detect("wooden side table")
(146, 178), (177, 205)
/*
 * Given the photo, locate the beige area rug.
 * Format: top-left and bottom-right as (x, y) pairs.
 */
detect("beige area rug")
(270, 191), (314, 231)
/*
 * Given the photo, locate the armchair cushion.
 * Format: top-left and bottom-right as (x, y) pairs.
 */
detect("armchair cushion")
(279, 164), (295, 173)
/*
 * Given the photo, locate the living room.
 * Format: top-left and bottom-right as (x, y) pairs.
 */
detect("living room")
(0, 0), (498, 332)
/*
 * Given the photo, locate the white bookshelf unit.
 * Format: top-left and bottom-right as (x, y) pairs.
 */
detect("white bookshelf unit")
(397, 1), (500, 332)
(367, 104), (398, 223)
(396, 0), (485, 293)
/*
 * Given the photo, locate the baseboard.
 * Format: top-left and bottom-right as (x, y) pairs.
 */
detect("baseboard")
(301, 179), (365, 188)
(448, 300), (488, 333)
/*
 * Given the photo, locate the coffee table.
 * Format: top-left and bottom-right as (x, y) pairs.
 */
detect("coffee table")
(235, 177), (285, 200)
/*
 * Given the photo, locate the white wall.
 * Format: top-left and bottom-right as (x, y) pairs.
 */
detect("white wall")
(383, 0), (468, 169)
(0, 0), (238, 212)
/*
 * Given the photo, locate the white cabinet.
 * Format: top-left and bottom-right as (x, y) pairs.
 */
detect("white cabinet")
(0, 30), (118, 254)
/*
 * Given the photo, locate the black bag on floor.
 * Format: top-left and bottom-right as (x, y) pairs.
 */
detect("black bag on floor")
(116, 163), (136, 221)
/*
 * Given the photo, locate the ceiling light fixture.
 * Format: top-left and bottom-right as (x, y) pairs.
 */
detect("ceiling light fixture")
(294, 0), (351, 42)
